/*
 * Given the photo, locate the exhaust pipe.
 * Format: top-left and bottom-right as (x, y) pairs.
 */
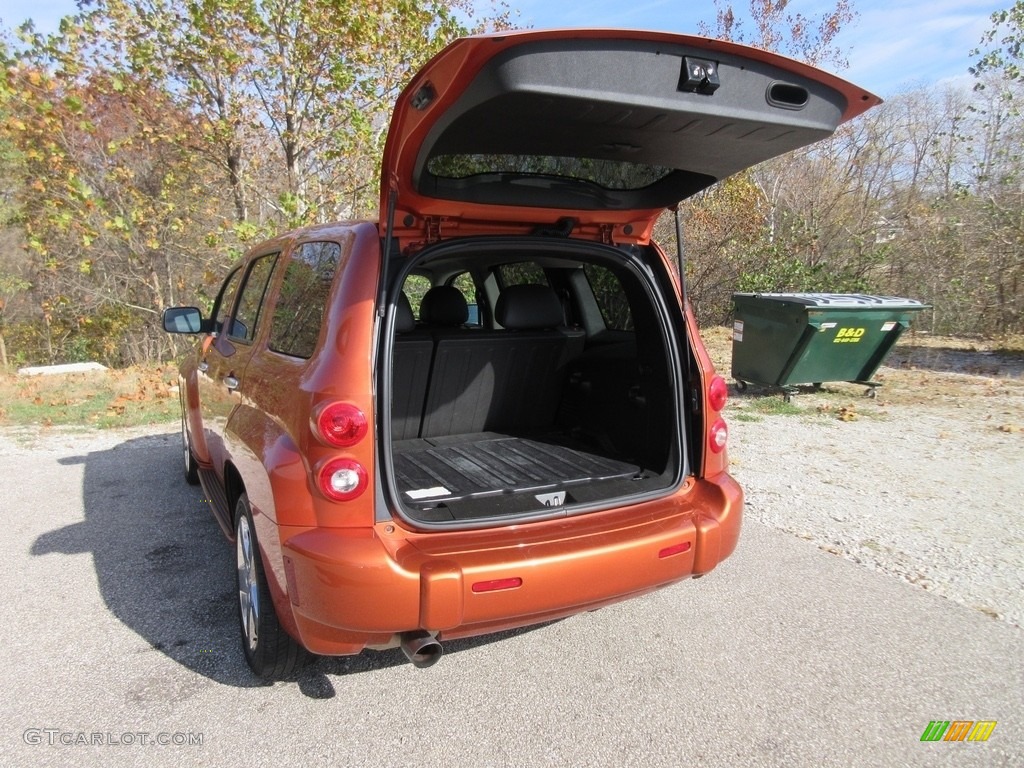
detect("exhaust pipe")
(399, 631), (443, 669)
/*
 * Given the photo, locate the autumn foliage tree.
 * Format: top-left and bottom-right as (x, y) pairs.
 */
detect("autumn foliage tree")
(0, 0), (509, 365)
(671, 0), (862, 324)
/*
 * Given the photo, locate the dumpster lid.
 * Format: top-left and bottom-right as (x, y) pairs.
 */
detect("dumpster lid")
(733, 292), (928, 309)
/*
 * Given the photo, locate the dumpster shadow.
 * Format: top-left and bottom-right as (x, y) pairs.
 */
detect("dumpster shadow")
(885, 345), (1024, 379)
(31, 432), (551, 698)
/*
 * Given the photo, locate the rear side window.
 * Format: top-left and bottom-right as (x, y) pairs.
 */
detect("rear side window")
(584, 264), (634, 331)
(270, 241), (342, 359)
(449, 272), (481, 326)
(228, 253), (278, 342)
(498, 262), (548, 287)
(402, 274), (432, 319)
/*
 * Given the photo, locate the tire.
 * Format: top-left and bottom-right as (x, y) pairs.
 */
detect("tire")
(235, 494), (306, 678)
(181, 405), (200, 486)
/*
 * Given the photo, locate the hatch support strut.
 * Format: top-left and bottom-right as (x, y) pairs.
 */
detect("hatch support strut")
(378, 182), (399, 317)
(673, 205), (687, 299)
(674, 205), (699, 412)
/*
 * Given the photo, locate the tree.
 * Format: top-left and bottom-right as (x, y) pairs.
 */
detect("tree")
(95, 0), (504, 230)
(971, 1), (1024, 83)
(677, 0), (861, 325)
(697, 0), (856, 69)
(1, 1), (511, 365)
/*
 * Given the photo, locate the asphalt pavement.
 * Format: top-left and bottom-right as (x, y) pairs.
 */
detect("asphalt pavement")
(0, 427), (1020, 767)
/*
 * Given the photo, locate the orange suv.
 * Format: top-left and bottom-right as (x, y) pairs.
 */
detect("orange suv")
(163, 30), (879, 677)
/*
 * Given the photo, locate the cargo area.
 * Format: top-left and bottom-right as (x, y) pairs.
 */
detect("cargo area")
(384, 241), (686, 526)
(392, 433), (646, 522)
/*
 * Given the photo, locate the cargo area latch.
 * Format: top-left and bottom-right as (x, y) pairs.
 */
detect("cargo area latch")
(679, 57), (721, 95)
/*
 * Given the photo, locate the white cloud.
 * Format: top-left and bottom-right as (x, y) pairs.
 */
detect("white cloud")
(834, 0), (1004, 94)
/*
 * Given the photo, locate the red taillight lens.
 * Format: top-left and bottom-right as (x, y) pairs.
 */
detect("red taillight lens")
(315, 402), (368, 447)
(709, 418), (728, 454)
(317, 458), (368, 502)
(708, 375), (728, 412)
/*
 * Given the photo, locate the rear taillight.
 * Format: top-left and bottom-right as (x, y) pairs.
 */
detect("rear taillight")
(709, 418), (728, 454)
(708, 375), (728, 412)
(313, 401), (369, 502)
(315, 402), (368, 447)
(317, 458), (368, 502)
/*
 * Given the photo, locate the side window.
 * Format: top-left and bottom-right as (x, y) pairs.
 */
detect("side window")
(583, 264), (634, 331)
(228, 253), (278, 342)
(497, 262), (548, 287)
(213, 266), (244, 335)
(269, 241), (342, 359)
(402, 274), (432, 319)
(449, 271), (480, 326)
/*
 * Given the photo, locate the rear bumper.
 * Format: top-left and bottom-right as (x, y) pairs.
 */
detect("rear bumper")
(279, 474), (742, 655)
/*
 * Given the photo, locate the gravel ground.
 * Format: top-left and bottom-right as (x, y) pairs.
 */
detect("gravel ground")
(3, 349), (1022, 634)
(725, 365), (1024, 629)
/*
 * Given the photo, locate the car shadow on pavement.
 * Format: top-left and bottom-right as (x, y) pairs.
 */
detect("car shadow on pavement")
(31, 432), (546, 699)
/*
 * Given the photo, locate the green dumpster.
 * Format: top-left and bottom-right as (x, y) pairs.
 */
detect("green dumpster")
(730, 293), (929, 399)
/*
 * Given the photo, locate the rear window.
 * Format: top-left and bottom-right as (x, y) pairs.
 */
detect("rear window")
(427, 154), (672, 190)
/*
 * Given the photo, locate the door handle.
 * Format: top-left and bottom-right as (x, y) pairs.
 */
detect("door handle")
(224, 375), (239, 391)
(198, 360), (209, 372)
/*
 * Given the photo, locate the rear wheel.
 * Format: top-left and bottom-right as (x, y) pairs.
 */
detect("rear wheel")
(235, 494), (306, 678)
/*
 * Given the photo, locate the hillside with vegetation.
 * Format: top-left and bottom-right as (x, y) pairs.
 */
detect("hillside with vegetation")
(0, 0), (1022, 368)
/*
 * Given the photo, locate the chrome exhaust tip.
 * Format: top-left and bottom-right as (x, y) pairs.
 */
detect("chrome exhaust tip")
(399, 630), (443, 669)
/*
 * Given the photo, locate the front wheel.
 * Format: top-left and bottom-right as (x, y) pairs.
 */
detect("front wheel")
(235, 494), (306, 678)
(180, 402), (200, 486)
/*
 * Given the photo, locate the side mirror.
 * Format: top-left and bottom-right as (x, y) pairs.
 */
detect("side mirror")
(163, 306), (204, 334)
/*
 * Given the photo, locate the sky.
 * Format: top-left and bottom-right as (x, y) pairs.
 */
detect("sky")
(0, 0), (1010, 97)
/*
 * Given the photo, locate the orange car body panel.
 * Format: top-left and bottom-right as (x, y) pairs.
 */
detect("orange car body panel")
(180, 216), (741, 656)
(278, 472), (741, 655)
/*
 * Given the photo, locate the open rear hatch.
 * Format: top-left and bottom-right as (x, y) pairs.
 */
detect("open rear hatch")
(381, 29), (880, 244)
(378, 30), (880, 528)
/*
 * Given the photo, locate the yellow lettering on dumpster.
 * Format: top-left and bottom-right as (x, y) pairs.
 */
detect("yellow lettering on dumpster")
(834, 327), (865, 343)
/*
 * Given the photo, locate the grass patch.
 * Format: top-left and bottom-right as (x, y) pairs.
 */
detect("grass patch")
(742, 395), (802, 416)
(731, 411), (763, 423)
(0, 364), (180, 428)
(994, 334), (1024, 355)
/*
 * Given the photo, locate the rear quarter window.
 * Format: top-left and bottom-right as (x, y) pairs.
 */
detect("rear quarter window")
(497, 262), (548, 287)
(584, 263), (634, 331)
(269, 241), (342, 359)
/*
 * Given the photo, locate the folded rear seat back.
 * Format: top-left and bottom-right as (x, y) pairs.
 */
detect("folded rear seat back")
(420, 284), (583, 438)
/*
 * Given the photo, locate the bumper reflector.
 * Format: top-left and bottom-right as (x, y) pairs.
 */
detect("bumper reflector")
(658, 541), (693, 559)
(472, 577), (523, 593)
